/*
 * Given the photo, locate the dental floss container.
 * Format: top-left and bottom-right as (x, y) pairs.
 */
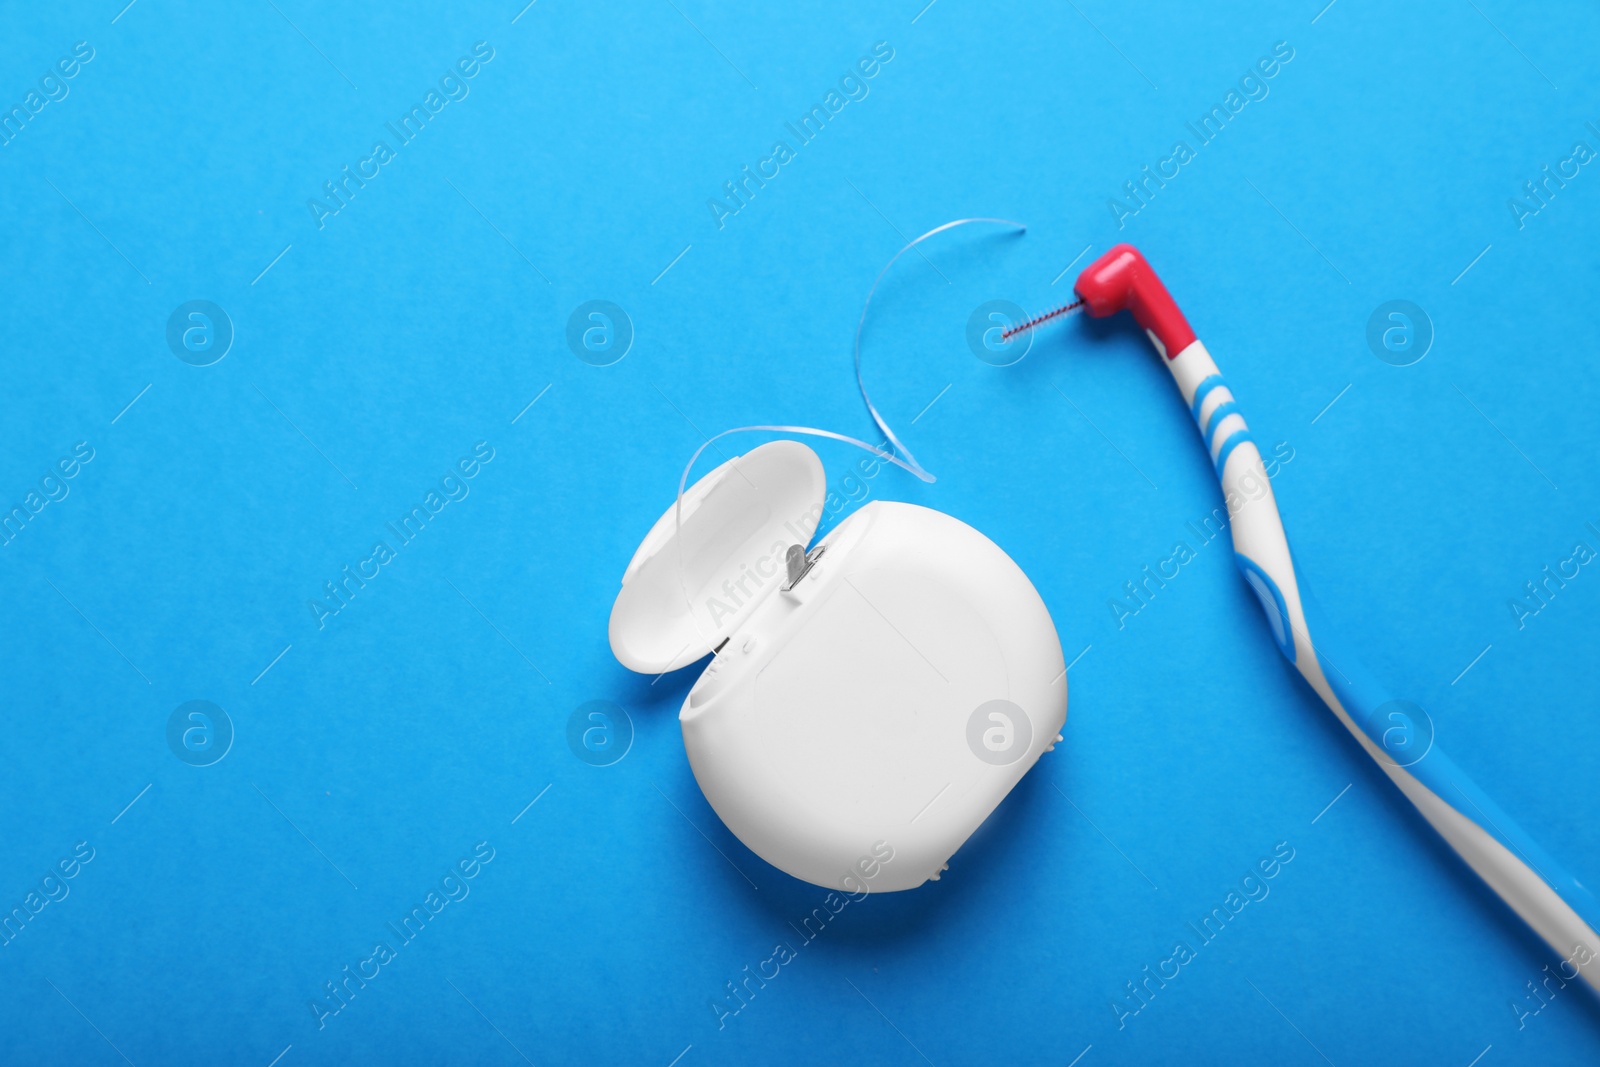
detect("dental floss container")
(608, 440), (1067, 892)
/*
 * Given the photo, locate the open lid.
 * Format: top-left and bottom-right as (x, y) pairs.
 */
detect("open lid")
(609, 440), (826, 674)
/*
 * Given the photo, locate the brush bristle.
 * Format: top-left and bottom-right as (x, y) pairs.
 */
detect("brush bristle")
(1000, 298), (1085, 341)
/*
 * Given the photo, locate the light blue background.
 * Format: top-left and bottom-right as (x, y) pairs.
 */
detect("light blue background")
(1, 1), (1597, 1064)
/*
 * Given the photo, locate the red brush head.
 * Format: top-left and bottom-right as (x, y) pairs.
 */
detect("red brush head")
(1074, 244), (1196, 359)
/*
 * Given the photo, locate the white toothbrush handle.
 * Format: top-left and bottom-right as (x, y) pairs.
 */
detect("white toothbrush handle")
(1169, 336), (1600, 993)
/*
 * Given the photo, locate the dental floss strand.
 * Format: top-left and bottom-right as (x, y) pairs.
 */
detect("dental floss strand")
(852, 216), (1028, 483)
(668, 218), (1031, 661)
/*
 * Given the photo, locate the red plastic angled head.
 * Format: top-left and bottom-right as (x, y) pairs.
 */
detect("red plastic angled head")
(1074, 244), (1196, 359)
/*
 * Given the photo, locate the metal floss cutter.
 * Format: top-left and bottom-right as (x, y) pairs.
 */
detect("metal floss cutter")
(608, 439), (1067, 892)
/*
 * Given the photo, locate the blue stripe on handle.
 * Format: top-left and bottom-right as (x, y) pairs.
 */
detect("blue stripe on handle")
(1234, 553), (1296, 664)
(1213, 429), (1252, 476)
(1190, 375), (1226, 422)
(1203, 401), (1241, 446)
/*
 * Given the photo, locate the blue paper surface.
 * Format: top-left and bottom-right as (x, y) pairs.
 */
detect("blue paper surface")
(1, 1), (1597, 1063)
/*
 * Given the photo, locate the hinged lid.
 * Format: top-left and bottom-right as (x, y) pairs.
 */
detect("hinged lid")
(609, 440), (826, 674)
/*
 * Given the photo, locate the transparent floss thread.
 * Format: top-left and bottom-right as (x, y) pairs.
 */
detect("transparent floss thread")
(669, 217), (1029, 662)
